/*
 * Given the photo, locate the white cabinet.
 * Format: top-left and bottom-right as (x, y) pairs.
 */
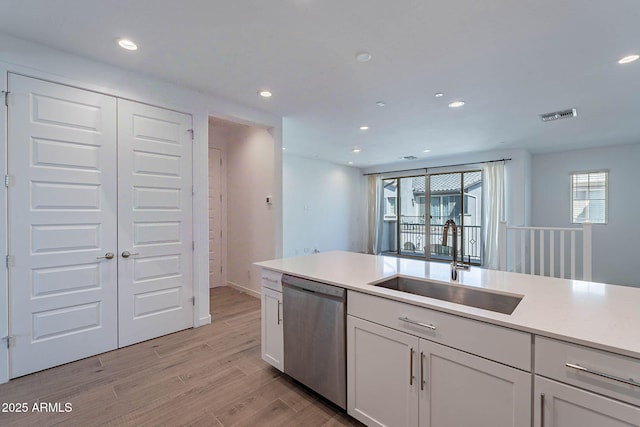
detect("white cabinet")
(534, 337), (640, 427)
(420, 339), (530, 427)
(260, 269), (283, 371)
(348, 315), (419, 427)
(347, 313), (531, 427)
(534, 376), (640, 427)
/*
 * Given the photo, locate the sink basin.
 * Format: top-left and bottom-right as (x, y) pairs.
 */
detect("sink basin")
(372, 276), (523, 315)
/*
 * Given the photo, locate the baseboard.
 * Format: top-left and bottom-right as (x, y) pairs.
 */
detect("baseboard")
(197, 314), (211, 327)
(226, 281), (261, 299)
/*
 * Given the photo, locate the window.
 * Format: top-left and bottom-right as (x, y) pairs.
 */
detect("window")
(379, 171), (483, 265)
(383, 178), (398, 220)
(571, 171), (608, 224)
(385, 197), (397, 217)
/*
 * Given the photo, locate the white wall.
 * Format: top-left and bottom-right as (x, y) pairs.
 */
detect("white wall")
(532, 143), (640, 287)
(0, 33), (283, 383)
(283, 154), (366, 257)
(227, 126), (277, 295)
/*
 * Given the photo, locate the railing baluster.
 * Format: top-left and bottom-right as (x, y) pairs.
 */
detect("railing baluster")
(540, 230), (545, 276)
(560, 231), (565, 279)
(549, 230), (554, 278)
(571, 231), (576, 279)
(520, 229), (525, 274)
(510, 229), (516, 272)
(530, 229), (535, 275)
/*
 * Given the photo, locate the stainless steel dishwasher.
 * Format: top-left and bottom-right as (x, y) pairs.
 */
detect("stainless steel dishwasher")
(282, 274), (346, 409)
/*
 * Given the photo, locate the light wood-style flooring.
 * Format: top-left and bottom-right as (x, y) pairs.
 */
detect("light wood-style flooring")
(0, 287), (364, 426)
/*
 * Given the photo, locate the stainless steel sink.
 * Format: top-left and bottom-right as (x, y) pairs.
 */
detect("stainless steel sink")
(372, 276), (523, 315)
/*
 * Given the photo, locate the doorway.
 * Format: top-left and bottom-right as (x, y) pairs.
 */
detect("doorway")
(207, 116), (277, 313)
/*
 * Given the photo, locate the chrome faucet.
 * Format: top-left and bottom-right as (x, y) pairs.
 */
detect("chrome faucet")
(442, 219), (470, 281)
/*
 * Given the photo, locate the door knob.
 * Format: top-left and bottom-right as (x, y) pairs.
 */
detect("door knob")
(96, 252), (115, 260)
(121, 251), (140, 258)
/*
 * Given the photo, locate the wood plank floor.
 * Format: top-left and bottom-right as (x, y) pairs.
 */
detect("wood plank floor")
(0, 287), (364, 426)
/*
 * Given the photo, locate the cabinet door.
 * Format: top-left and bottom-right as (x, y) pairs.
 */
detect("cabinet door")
(348, 315), (420, 427)
(535, 376), (640, 427)
(261, 287), (283, 371)
(420, 339), (531, 427)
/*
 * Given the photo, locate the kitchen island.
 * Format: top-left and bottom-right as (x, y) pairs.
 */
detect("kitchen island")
(256, 251), (640, 427)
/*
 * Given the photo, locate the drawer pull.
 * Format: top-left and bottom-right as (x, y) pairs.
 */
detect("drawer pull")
(566, 362), (640, 388)
(398, 316), (437, 331)
(262, 277), (279, 284)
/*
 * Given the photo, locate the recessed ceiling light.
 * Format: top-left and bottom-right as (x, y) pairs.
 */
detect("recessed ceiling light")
(448, 101), (465, 108)
(376, 101), (386, 107)
(117, 38), (138, 51)
(352, 148), (361, 153)
(282, 147), (286, 150)
(434, 92), (444, 98)
(359, 125), (369, 131)
(258, 90), (272, 98)
(348, 161), (353, 165)
(423, 149), (431, 153)
(618, 54), (639, 64)
(356, 52), (372, 62)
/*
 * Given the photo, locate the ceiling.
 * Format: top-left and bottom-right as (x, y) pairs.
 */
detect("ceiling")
(1, 0), (639, 167)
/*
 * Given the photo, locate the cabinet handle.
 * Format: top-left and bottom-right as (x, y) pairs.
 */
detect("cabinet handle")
(398, 316), (437, 331)
(277, 300), (281, 325)
(409, 347), (415, 385)
(262, 277), (279, 284)
(540, 393), (545, 427)
(420, 351), (425, 391)
(566, 362), (640, 387)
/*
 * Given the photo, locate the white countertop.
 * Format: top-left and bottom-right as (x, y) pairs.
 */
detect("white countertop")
(256, 251), (640, 359)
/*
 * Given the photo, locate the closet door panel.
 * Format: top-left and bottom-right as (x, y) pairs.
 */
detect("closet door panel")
(7, 74), (118, 377)
(117, 100), (194, 347)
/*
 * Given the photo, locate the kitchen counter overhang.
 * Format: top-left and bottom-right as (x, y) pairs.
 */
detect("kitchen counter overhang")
(255, 250), (640, 360)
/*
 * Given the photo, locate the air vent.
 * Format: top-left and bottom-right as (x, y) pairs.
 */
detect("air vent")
(402, 155), (419, 160)
(540, 108), (577, 122)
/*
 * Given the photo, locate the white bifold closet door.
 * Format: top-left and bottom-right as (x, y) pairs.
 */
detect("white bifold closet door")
(116, 99), (193, 347)
(7, 74), (194, 377)
(7, 74), (119, 377)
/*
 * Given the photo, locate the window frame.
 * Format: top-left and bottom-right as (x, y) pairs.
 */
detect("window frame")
(570, 170), (609, 225)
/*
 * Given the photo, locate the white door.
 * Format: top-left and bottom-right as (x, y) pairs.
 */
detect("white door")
(535, 376), (640, 427)
(419, 339), (531, 427)
(7, 74), (118, 377)
(208, 147), (222, 288)
(117, 99), (194, 347)
(347, 315), (420, 427)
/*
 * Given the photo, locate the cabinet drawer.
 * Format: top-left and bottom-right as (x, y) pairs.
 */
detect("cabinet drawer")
(348, 290), (531, 371)
(261, 269), (282, 292)
(536, 336), (640, 406)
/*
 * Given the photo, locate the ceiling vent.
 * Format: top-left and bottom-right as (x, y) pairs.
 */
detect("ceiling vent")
(540, 108), (577, 122)
(402, 155), (419, 160)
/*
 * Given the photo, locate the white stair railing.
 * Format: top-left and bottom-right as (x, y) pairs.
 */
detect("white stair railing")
(499, 221), (592, 281)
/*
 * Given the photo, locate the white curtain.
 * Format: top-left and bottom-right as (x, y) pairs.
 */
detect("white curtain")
(482, 162), (505, 269)
(367, 174), (384, 254)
